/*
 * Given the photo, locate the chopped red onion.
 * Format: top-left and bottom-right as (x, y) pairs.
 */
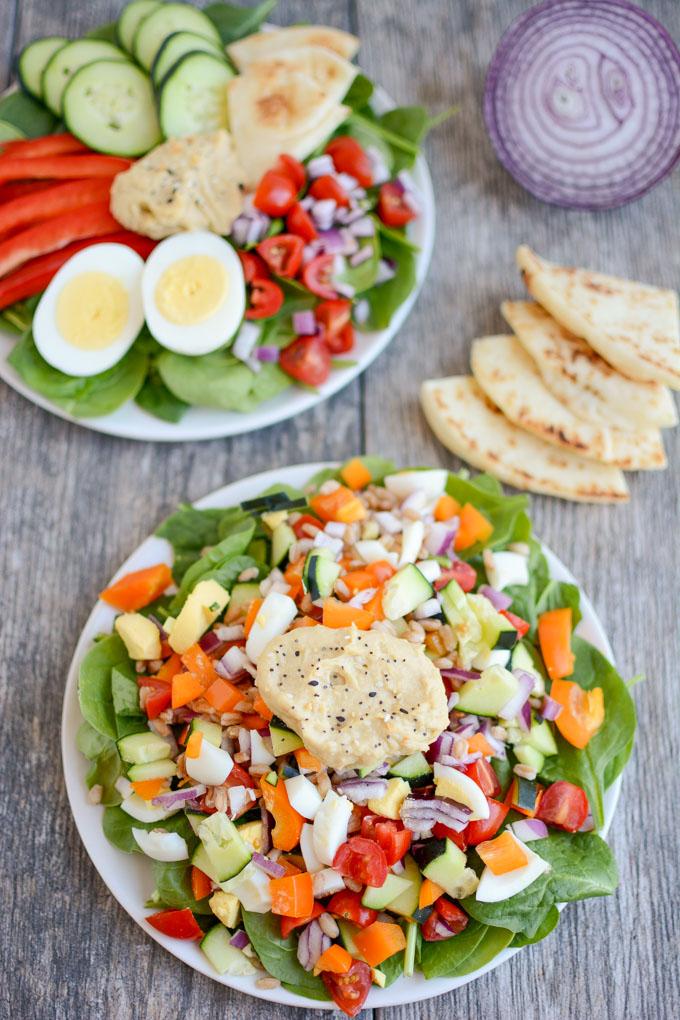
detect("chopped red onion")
(479, 719), (507, 759)
(311, 198), (336, 229)
(401, 795), (471, 834)
(255, 345), (280, 362)
(447, 692), (460, 711)
(374, 510), (402, 534)
(252, 851), (286, 878)
(215, 623), (245, 642)
(152, 785), (206, 807)
(429, 731), (455, 760)
(500, 670), (534, 720)
(293, 309), (317, 335)
(336, 171), (359, 192)
(441, 667), (481, 682)
(348, 216), (375, 238)
(307, 154), (335, 178)
(478, 584), (513, 612)
(367, 145), (390, 184)
(429, 914), (459, 940)
(336, 204), (369, 226)
(335, 777), (388, 804)
(230, 930), (249, 950)
(512, 818), (548, 842)
(299, 195), (314, 211)
(232, 322), (261, 362)
(218, 644), (252, 678)
(438, 751), (482, 768)
(315, 228), (347, 254)
(391, 858), (405, 875)
(199, 630), (223, 654)
(354, 298), (369, 325)
(335, 281), (356, 299)
(540, 695), (563, 721)
(452, 721), (478, 739)
(297, 919), (331, 971)
(376, 259), (396, 284)
(147, 614), (168, 639)
(349, 245), (372, 268)
(259, 801), (271, 853)
(518, 698), (532, 732)
(312, 868), (346, 897)
(426, 521), (458, 557)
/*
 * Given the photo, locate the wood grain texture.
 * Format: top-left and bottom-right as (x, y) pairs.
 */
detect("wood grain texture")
(0, 2), (678, 1019)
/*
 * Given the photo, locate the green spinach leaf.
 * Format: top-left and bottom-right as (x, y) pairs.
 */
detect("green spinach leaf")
(241, 910), (330, 1001)
(85, 744), (122, 806)
(343, 73), (374, 111)
(420, 918), (513, 978)
(158, 350), (290, 412)
(364, 236), (416, 330)
(169, 519), (256, 612)
(102, 806), (195, 854)
(205, 0), (277, 44)
(78, 634), (131, 740)
(510, 905), (560, 947)
(152, 858), (213, 915)
(111, 664), (143, 718)
(0, 92), (56, 137)
(136, 371), (189, 423)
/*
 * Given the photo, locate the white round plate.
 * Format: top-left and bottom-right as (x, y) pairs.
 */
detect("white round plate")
(61, 463), (621, 1009)
(0, 89), (434, 442)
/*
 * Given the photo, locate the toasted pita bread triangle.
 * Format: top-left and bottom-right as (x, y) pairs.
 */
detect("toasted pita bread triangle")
(517, 245), (680, 389)
(420, 376), (629, 503)
(471, 335), (666, 470)
(228, 26), (360, 69)
(501, 300), (677, 430)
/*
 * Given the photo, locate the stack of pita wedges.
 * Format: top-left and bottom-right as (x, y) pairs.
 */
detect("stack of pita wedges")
(421, 246), (679, 503)
(225, 26), (360, 187)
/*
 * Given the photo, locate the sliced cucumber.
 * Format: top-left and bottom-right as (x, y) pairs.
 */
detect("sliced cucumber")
(382, 564), (433, 621)
(18, 36), (67, 100)
(361, 873), (412, 910)
(303, 548), (341, 600)
(201, 924), (256, 976)
(152, 30), (224, 87)
(117, 0), (162, 53)
(388, 751), (432, 786)
(271, 521), (295, 568)
(189, 718), (223, 747)
(42, 39), (127, 115)
(118, 730), (171, 765)
(159, 51), (233, 138)
(225, 581), (260, 622)
(133, 3), (222, 70)
(127, 758), (178, 782)
(269, 716), (303, 756)
(63, 59), (161, 157)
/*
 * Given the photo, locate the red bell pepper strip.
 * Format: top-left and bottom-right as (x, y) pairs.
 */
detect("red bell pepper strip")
(0, 180), (55, 203)
(0, 202), (120, 277)
(0, 153), (132, 185)
(0, 178), (114, 237)
(0, 133), (88, 159)
(0, 231), (156, 309)
(146, 907), (203, 940)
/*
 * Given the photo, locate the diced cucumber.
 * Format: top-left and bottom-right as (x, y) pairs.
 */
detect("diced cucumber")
(133, 3), (222, 70)
(118, 0), (161, 52)
(337, 919), (362, 956)
(361, 872), (412, 910)
(189, 718), (223, 747)
(192, 843), (222, 884)
(382, 564), (433, 621)
(388, 751), (432, 786)
(159, 51), (233, 138)
(303, 548), (341, 600)
(187, 811), (207, 837)
(271, 521), (296, 568)
(421, 839), (467, 897)
(42, 39), (128, 115)
(198, 813), (252, 883)
(385, 854), (421, 918)
(127, 758), (177, 782)
(226, 582), (260, 622)
(63, 59), (161, 157)
(511, 641), (545, 695)
(152, 30), (224, 86)
(269, 716), (303, 756)
(118, 730), (171, 764)
(494, 613), (519, 650)
(456, 665), (520, 717)
(201, 924), (256, 976)
(525, 719), (558, 756)
(514, 743), (545, 772)
(18, 36), (67, 100)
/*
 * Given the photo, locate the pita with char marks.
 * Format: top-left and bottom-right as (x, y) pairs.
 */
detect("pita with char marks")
(470, 334), (666, 471)
(517, 245), (680, 389)
(227, 25), (360, 69)
(501, 300), (678, 431)
(420, 376), (629, 504)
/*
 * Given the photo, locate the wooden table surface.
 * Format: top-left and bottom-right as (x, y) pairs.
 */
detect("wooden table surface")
(1, 1), (679, 1017)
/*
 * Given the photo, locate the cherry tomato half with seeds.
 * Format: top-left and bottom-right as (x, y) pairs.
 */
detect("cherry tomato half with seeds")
(377, 181), (418, 227)
(322, 960), (372, 1017)
(464, 798), (509, 845)
(275, 153), (306, 192)
(253, 170), (297, 216)
(238, 250), (269, 284)
(256, 233), (304, 278)
(279, 335), (331, 386)
(325, 135), (373, 188)
(309, 174), (350, 207)
(333, 836), (388, 888)
(315, 298), (351, 338)
(360, 816), (411, 866)
(286, 202), (317, 242)
(536, 780), (589, 832)
(245, 277), (284, 319)
(435, 897), (469, 934)
(302, 253), (337, 299)
(463, 757), (501, 799)
(324, 321), (354, 354)
(434, 560), (477, 593)
(327, 890), (377, 929)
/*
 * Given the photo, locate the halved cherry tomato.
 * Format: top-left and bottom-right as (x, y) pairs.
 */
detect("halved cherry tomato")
(536, 780), (589, 832)
(146, 907), (202, 940)
(279, 901), (323, 938)
(326, 321), (354, 354)
(377, 181), (417, 227)
(280, 334), (331, 385)
(315, 298), (351, 338)
(286, 202), (317, 241)
(464, 797), (509, 845)
(245, 277), (284, 319)
(322, 960), (372, 1018)
(327, 890), (377, 929)
(302, 253), (337, 299)
(238, 250), (269, 283)
(434, 560), (477, 593)
(432, 822), (467, 852)
(292, 513), (322, 538)
(325, 136), (373, 188)
(501, 609), (530, 639)
(421, 910), (454, 941)
(253, 170), (297, 216)
(256, 233), (304, 278)
(144, 684), (172, 720)
(359, 816), (411, 866)
(464, 758), (501, 799)
(333, 836), (388, 888)
(435, 897), (469, 933)
(275, 153), (306, 191)
(309, 174), (350, 207)
(225, 763), (256, 789)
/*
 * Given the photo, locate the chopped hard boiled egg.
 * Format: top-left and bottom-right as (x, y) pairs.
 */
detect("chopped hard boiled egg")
(142, 230), (245, 355)
(33, 243), (145, 376)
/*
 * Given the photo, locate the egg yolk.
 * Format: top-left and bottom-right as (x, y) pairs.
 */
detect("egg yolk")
(155, 255), (228, 325)
(56, 272), (129, 350)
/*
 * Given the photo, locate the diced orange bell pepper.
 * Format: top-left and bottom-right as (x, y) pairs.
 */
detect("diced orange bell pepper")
(550, 678), (604, 749)
(240, 713), (271, 729)
(100, 563), (173, 612)
(538, 608), (575, 680)
(244, 598), (263, 637)
(185, 731), (203, 759)
(259, 775), (304, 851)
(310, 485), (367, 523)
(322, 598), (373, 630)
(131, 778), (166, 800)
(284, 558), (305, 601)
(294, 748), (323, 771)
(155, 652), (182, 683)
(363, 586), (385, 621)
(419, 878), (445, 909)
(181, 644), (219, 685)
(340, 458), (372, 490)
(315, 944), (353, 974)
(290, 616), (319, 629)
(171, 672), (204, 709)
(366, 560), (396, 585)
(467, 732), (495, 757)
(340, 569), (376, 594)
(434, 494), (460, 521)
(253, 694), (273, 721)
(353, 921), (407, 967)
(191, 866), (213, 901)
(454, 504), (493, 551)
(204, 677), (242, 713)
(477, 831), (529, 875)
(270, 872), (314, 917)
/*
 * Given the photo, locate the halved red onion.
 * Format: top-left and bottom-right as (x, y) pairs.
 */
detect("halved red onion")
(230, 930), (250, 950)
(500, 670), (534, 720)
(478, 584), (512, 612)
(512, 818), (548, 842)
(297, 919), (331, 971)
(484, 0), (680, 209)
(251, 851), (286, 878)
(152, 784), (206, 807)
(335, 777), (388, 804)
(540, 694), (563, 721)
(292, 309), (317, 335)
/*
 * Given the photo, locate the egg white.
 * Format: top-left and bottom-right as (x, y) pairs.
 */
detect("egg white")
(141, 231), (246, 356)
(33, 244), (145, 377)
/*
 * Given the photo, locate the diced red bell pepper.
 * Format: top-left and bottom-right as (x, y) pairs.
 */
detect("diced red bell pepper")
(146, 907), (203, 940)
(501, 609), (530, 638)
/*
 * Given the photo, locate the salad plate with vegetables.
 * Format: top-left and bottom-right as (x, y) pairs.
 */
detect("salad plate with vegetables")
(62, 459), (636, 1014)
(0, 2), (440, 440)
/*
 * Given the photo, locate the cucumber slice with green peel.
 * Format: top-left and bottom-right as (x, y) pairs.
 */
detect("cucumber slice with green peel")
(271, 521), (296, 568)
(514, 743), (545, 773)
(117, 0), (162, 53)
(201, 924), (256, 976)
(388, 751), (432, 786)
(198, 813), (252, 883)
(269, 716), (303, 756)
(385, 854), (421, 917)
(63, 59), (161, 157)
(186, 811), (207, 837)
(361, 872), (412, 910)
(226, 581), (260, 622)
(117, 730), (171, 764)
(18, 36), (67, 100)
(152, 30), (224, 87)
(303, 548), (341, 599)
(191, 842), (222, 883)
(159, 51), (233, 138)
(0, 121), (27, 142)
(133, 3), (222, 70)
(42, 39), (128, 115)
(127, 758), (178, 781)
(189, 718), (223, 747)
(382, 564), (433, 621)
(456, 664), (520, 717)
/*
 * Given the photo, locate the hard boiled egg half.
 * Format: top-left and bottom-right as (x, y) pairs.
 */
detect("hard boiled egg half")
(142, 231), (245, 355)
(33, 243), (145, 377)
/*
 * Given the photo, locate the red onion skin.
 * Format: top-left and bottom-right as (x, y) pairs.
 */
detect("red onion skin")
(478, 584), (512, 612)
(230, 930), (250, 949)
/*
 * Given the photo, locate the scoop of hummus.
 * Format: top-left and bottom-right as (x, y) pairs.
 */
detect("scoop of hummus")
(256, 626), (449, 771)
(110, 130), (245, 240)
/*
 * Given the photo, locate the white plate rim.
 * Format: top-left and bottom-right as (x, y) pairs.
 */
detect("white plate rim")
(61, 462), (622, 1010)
(0, 86), (435, 442)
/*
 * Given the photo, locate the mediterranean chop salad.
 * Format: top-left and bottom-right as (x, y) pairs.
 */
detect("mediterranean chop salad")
(77, 459), (636, 1013)
(0, 2), (445, 423)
